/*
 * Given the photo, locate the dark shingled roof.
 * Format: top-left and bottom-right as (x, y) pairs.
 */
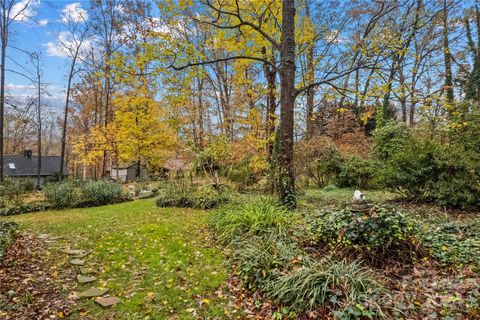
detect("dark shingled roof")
(4, 155), (68, 177)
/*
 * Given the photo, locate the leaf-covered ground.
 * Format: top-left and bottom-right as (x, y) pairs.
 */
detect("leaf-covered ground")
(0, 232), (76, 319)
(5, 199), (236, 319)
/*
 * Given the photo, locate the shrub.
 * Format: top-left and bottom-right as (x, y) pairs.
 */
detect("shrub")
(233, 235), (302, 289)
(0, 220), (17, 262)
(19, 178), (35, 192)
(312, 144), (344, 187)
(305, 207), (420, 263)
(209, 197), (293, 243)
(0, 178), (32, 207)
(373, 120), (411, 161)
(269, 258), (381, 314)
(226, 159), (257, 190)
(45, 172), (63, 183)
(190, 185), (231, 209)
(78, 180), (124, 207)
(44, 181), (78, 208)
(338, 155), (377, 189)
(0, 202), (51, 216)
(156, 183), (231, 209)
(378, 138), (480, 208)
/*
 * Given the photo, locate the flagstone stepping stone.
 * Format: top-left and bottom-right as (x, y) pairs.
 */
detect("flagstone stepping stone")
(77, 275), (96, 284)
(79, 288), (109, 298)
(70, 259), (85, 266)
(79, 267), (95, 275)
(72, 252), (88, 258)
(95, 296), (121, 307)
(62, 249), (87, 255)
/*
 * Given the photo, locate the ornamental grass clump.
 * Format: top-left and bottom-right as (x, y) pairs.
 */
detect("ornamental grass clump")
(209, 196), (294, 244)
(232, 234), (303, 289)
(268, 258), (382, 316)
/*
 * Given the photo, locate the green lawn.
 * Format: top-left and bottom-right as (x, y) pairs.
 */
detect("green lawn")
(10, 199), (232, 319)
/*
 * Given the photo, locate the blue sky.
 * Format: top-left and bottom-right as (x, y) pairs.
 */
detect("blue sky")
(7, 0), (90, 107)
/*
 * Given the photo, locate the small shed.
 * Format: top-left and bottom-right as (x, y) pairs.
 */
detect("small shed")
(110, 163), (148, 182)
(3, 151), (68, 185)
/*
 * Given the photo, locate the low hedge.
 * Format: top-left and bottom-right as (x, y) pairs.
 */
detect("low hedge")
(0, 221), (17, 261)
(0, 202), (52, 217)
(156, 184), (231, 210)
(44, 180), (126, 209)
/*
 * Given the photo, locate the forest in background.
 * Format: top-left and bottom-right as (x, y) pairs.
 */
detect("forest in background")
(1, 0), (480, 207)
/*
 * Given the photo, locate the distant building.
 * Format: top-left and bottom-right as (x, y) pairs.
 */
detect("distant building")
(110, 163), (149, 182)
(3, 150), (68, 185)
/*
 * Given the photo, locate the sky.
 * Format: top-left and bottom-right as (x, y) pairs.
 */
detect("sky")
(6, 0), (91, 107)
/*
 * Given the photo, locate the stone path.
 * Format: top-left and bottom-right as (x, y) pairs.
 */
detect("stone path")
(62, 247), (120, 308)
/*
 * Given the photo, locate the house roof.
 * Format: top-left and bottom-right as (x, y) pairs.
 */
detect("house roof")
(112, 163), (147, 170)
(4, 155), (68, 176)
(163, 157), (190, 171)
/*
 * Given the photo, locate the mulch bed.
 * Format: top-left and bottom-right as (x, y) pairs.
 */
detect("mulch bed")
(0, 233), (76, 319)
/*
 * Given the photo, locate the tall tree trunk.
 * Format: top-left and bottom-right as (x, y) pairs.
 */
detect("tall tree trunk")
(0, 10), (6, 182)
(36, 66), (42, 188)
(60, 56), (78, 178)
(197, 76), (204, 150)
(278, 0), (296, 209)
(102, 53), (111, 178)
(443, 0), (454, 105)
(399, 66), (407, 122)
(264, 60), (277, 162)
(305, 0), (315, 139)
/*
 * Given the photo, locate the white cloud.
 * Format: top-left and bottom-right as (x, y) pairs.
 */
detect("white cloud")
(10, 0), (40, 22)
(5, 83), (66, 106)
(60, 2), (88, 24)
(38, 18), (48, 26)
(43, 31), (93, 59)
(6, 83), (36, 91)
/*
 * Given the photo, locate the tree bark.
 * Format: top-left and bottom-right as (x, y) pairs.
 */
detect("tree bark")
(0, 6), (6, 181)
(305, 0), (315, 139)
(263, 59), (277, 163)
(443, 0), (454, 105)
(278, 0), (296, 209)
(60, 55), (78, 178)
(36, 59), (42, 188)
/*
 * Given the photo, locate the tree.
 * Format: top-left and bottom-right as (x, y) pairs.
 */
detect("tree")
(0, 0), (32, 180)
(278, 0), (296, 208)
(443, 0), (454, 105)
(57, 5), (90, 177)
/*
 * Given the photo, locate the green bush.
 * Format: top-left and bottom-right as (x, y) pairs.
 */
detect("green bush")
(18, 178), (35, 192)
(78, 180), (124, 207)
(226, 159), (257, 190)
(0, 178), (32, 207)
(305, 207), (420, 263)
(44, 180), (78, 208)
(373, 120), (412, 161)
(0, 202), (51, 216)
(378, 138), (480, 208)
(0, 220), (17, 262)
(311, 144), (344, 187)
(209, 197), (293, 243)
(190, 185), (231, 209)
(338, 155), (377, 189)
(156, 183), (231, 209)
(269, 258), (381, 314)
